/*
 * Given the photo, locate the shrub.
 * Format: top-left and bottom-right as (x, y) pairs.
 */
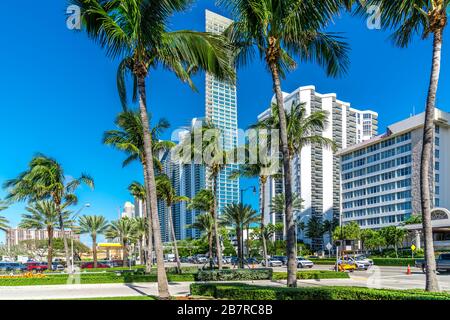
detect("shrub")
(272, 271), (349, 280)
(190, 283), (450, 300)
(371, 258), (415, 266)
(195, 268), (272, 282)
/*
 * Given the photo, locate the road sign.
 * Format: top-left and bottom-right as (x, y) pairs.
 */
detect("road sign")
(326, 243), (333, 251)
(411, 244), (416, 251)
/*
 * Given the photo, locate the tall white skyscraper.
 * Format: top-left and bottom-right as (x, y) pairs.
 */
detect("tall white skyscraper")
(205, 10), (240, 214)
(259, 85), (378, 250)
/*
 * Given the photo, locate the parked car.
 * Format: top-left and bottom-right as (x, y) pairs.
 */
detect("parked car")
(262, 258), (283, 267)
(81, 262), (110, 269)
(51, 263), (65, 271)
(0, 262), (27, 272)
(272, 256), (288, 265)
(354, 255), (373, 268)
(245, 258), (259, 267)
(297, 257), (314, 268)
(415, 253), (450, 273)
(340, 256), (369, 270)
(26, 262), (48, 272)
(223, 256), (232, 264)
(194, 255), (208, 264)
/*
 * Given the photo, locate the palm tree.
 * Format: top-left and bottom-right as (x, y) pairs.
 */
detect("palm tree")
(155, 174), (189, 274)
(19, 201), (70, 269)
(322, 219), (339, 244)
(104, 111), (174, 274)
(105, 218), (136, 267)
(0, 201), (9, 232)
(305, 216), (326, 248)
(353, 0), (449, 293)
(128, 181), (152, 271)
(220, 0), (349, 287)
(188, 213), (214, 262)
(75, 0), (235, 299)
(78, 215), (109, 268)
(221, 203), (259, 268)
(229, 139), (280, 267)
(132, 217), (148, 267)
(188, 189), (216, 266)
(175, 121), (227, 269)
(3, 154), (94, 272)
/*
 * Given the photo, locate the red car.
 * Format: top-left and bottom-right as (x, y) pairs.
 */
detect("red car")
(26, 262), (48, 272)
(81, 262), (110, 269)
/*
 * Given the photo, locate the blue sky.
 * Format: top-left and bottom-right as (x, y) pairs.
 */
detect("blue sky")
(0, 1), (449, 245)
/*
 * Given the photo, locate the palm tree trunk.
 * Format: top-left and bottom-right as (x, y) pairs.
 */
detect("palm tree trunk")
(123, 242), (128, 267)
(55, 201), (71, 273)
(269, 59), (297, 287)
(212, 174), (223, 270)
(137, 74), (170, 298)
(261, 179), (269, 267)
(208, 232), (213, 269)
(140, 238), (145, 266)
(167, 206), (182, 274)
(237, 226), (242, 268)
(47, 226), (53, 270)
(142, 168), (154, 274)
(421, 28), (443, 292)
(93, 234), (97, 268)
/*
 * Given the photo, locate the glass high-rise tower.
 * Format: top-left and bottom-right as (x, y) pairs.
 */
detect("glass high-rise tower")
(205, 10), (240, 214)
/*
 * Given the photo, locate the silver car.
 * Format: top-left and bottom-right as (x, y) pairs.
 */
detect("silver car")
(262, 258), (283, 267)
(297, 257), (314, 268)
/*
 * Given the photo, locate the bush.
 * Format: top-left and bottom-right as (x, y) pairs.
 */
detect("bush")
(190, 283), (450, 300)
(0, 271), (195, 286)
(195, 268), (273, 282)
(272, 271), (349, 280)
(371, 258), (415, 266)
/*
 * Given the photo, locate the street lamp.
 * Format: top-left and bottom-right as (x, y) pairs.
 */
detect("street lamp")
(70, 203), (91, 273)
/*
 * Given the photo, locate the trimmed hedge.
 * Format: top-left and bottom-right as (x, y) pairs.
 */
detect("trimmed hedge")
(272, 270), (349, 280)
(0, 272), (195, 286)
(309, 258), (416, 266)
(190, 283), (450, 300)
(195, 268), (273, 282)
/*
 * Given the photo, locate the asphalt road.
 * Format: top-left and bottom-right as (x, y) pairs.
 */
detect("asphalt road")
(1, 265), (449, 300)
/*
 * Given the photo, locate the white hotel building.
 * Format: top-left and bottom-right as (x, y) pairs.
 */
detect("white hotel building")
(339, 109), (450, 230)
(259, 85), (378, 250)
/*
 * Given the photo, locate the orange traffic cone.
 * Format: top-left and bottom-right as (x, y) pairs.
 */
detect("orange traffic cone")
(406, 265), (412, 275)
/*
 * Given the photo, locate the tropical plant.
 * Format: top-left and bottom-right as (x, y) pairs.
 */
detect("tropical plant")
(3, 154), (94, 272)
(75, 0), (235, 299)
(188, 213), (214, 261)
(188, 189), (215, 266)
(175, 121), (227, 269)
(322, 218), (339, 242)
(221, 203), (259, 268)
(403, 215), (423, 225)
(105, 217), (136, 267)
(19, 201), (71, 269)
(155, 174), (189, 273)
(270, 193), (304, 216)
(333, 222), (361, 242)
(128, 181), (152, 271)
(78, 215), (109, 268)
(132, 217), (148, 266)
(360, 229), (386, 253)
(0, 201), (9, 232)
(221, 0), (349, 287)
(305, 216), (325, 245)
(352, 0), (449, 293)
(380, 226), (407, 258)
(104, 110), (175, 274)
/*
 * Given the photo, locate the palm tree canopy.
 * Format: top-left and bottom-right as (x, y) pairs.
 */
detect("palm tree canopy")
(188, 213), (214, 237)
(155, 174), (189, 206)
(187, 189), (214, 213)
(132, 217), (148, 240)
(103, 110), (175, 169)
(3, 154), (94, 206)
(255, 103), (336, 157)
(0, 202), (9, 231)
(219, 0), (350, 78)
(353, 0), (449, 47)
(128, 181), (147, 201)
(73, 0), (235, 108)
(78, 215), (109, 238)
(105, 217), (137, 244)
(19, 201), (71, 230)
(220, 203), (259, 228)
(270, 193), (304, 214)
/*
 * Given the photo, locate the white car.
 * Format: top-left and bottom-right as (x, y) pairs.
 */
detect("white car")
(262, 258), (283, 267)
(297, 257), (314, 268)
